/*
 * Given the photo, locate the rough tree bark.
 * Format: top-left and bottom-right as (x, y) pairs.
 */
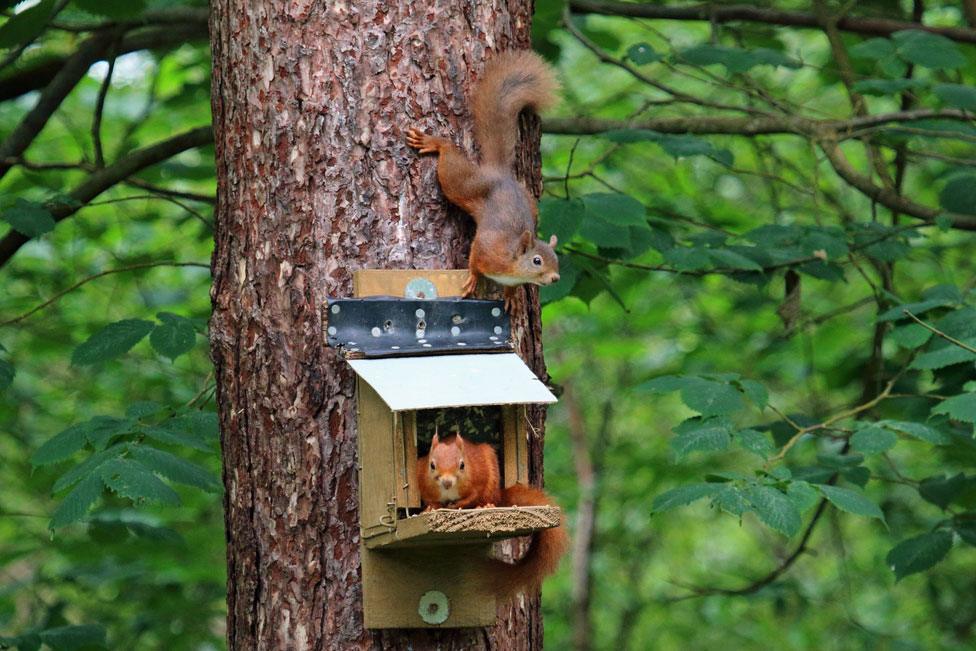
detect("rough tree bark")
(209, 1), (549, 649)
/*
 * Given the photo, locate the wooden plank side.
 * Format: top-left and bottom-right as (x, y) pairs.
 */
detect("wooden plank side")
(502, 405), (518, 489)
(365, 506), (560, 549)
(357, 378), (398, 537)
(354, 269), (469, 298)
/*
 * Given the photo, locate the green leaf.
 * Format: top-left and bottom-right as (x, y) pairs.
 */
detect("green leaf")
(31, 423), (90, 466)
(676, 44), (799, 73)
(849, 37), (895, 60)
(627, 42), (661, 64)
(910, 340), (976, 370)
(744, 484), (802, 537)
(0, 198), (55, 237)
(38, 624), (107, 650)
(579, 214), (631, 249)
(0, 358), (12, 390)
(852, 78), (925, 96)
(98, 458), (181, 505)
(932, 393), (976, 424)
(886, 530), (953, 580)
(786, 480), (820, 514)
(918, 474), (971, 509)
(581, 193), (646, 227)
(636, 374), (688, 394)
(819, 485), (886, 522)
(679, 377), (744, 416)
(734, 428), (774, 458)
(600, 129), (733, 165)
(651, 483), (721, 512)
(73, 0), (147, 18)
(0, 0), (55, 49)
(954, 517), (976, 546)
(737, 379), (768, 410)
(49, 475), (103, 529)
(538, 197), (585, 243)
(940, 175), (976, 216)
(876, 420), (951, 445)
(671, 417), (732, 459)
(933, 83), (976, 110)
(151, 411), (219, 451)
(539, 253), (579, 304)
(52, 443), (126, 493)
(708, 248), (763, 271)
(892, 30), (966, 69)
(127, 444), (220, 492)
(150, 314), (197, 361)
(663, 246), (711, 272)
(890, 323), (931, 349)
(851, 425), (897, 455)
(72, 319), (154, 365)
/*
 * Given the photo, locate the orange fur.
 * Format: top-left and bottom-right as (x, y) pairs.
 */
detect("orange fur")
(415, 432), (568, 599)
(405, 51), (562, 312)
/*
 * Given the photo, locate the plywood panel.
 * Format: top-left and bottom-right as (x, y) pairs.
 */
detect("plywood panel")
(354, 269), (469, 298)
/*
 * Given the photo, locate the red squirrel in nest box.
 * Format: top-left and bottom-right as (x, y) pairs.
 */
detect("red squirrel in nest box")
(416, 431), (569, 599)
(407, 51), (561, 312)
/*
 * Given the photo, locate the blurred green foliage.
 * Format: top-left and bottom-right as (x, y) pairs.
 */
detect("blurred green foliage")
(1, 0), (975, 649)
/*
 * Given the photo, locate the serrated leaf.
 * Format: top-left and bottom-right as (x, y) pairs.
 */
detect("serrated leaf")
(819, 484), (885, 522)
(910, 340), (976, 369)
(635, 374), (687, 394)
(955, 517), (976, 546)
(31, 423), (90, 466)
(940, 175), (976, 216)
(539, 253), (579, 304)
(651, 483), (721, 512)
(627, 42), (661, 64)
(663, 246), (711, 272)
(786, 480), (820, 514)
(126, 401), (163, 420)
(128, 444), (220, 492)
(849, 37), (895, 60)
(49, 475), (103, 529)
(852, 78), (926, 96)
(744, 484), (802, 536)
(712, 484), (750, 516)
(851, 425), (898, 455)
(600, 129), (733, 165)
(0, 0), (55, 49)
(933, 83), (976, 110)
(98, 458), (180, 505)
(582, 193), (646, 227)
(877, 296), (956, 322)
(38, 624), (107, 650)
(0, 198), (55, 237)
(734, 428), (774, 458)
(892, 30), (966, 69)
(671, 417), (732, 459)
(52, 443), (127, 493)
(679, 377), (744, 416)
(150, 318), (196, 361)
(886, 530), (953, 580)
(72, 319), (154, 365)
(932, 393), (976, 424)
(578, 214), (631, 249)
(676, 44), (800, 73)
(538, 197), (585, 243)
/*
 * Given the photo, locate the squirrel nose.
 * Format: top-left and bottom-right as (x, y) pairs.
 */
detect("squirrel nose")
(440, 477), (455, 489)
(550, 273), (560, 284)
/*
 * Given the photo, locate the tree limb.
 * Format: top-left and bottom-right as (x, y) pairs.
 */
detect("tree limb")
(569, 0), (976, 44)
(0, 126), (214, 266)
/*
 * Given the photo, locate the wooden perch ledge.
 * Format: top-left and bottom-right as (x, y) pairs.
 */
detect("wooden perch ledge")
(364, 506), (561, 549)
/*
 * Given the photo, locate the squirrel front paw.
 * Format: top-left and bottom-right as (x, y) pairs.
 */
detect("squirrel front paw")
(461, 273), (479, 298)
(406, 128), (442, 154)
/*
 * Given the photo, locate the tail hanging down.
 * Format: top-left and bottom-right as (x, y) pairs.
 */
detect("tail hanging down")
(472, 50), (560, 169)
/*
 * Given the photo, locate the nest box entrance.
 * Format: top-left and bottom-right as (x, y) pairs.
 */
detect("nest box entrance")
(325, 269), (559, 628)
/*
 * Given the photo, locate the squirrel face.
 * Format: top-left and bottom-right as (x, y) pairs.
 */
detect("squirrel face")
(513, 231), (560, 286)
(425, 432), (468, 502)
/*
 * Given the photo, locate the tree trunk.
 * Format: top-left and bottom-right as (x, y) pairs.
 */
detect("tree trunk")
(208, 2), (548, 649)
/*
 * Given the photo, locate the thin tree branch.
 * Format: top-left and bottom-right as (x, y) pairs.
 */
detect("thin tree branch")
(0, 126), (214, 266)
(0, 261), (209, 327)
(568, 0), (976, 44)
(91, 40), (121, 168)
(903, 310), (976, 354)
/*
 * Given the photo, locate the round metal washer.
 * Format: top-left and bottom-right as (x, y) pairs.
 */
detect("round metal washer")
(418, 590), (449, 625)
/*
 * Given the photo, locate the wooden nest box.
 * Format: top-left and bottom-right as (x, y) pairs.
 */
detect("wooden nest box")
(325, 270), (559, 628)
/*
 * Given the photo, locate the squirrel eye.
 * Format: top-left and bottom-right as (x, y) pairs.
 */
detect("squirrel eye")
(459, 460), (465, 470)
(430, 462), (435, 470)
(532, 256), (542, 266)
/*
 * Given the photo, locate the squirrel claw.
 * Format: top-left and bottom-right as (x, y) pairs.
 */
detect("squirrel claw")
(503, 287), (519, 314)
(461, 273), (479, 298)
(406, 127), (439, 154)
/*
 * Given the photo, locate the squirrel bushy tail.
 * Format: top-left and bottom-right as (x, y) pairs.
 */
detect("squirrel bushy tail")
(472, 51), (560, 169)
(488, 483), (569, 599)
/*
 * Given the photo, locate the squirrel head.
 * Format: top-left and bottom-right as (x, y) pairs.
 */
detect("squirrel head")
(425, 431), (468, 500)
(513, 230), (560, 286)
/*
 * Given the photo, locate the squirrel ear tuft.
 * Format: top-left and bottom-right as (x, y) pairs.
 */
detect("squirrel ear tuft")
(548, 234), (558, 248)
(518, 230), (533, 255)
(431, 432), (440, 447)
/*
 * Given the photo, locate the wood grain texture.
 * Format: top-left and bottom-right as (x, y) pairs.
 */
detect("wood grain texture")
(208, 0), (548, 648)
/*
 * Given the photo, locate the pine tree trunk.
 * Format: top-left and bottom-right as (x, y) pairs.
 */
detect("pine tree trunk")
(208, 2), (548, 648)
